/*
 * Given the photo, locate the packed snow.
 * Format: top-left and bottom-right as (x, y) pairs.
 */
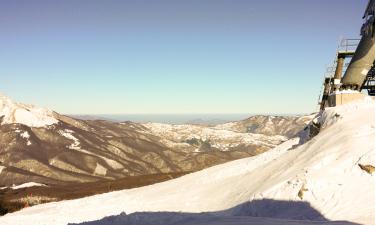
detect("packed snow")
(0, 93), (58, 127)
(2, 99), (375, 224)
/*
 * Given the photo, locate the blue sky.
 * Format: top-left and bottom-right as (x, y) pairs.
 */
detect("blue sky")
(0, 0), (366, 114)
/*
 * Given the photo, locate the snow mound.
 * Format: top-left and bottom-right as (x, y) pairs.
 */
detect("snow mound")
(1, 99), (375, 225)
(0, 93), (58, 127)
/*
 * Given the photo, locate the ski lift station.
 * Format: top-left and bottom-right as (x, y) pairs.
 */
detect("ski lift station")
(320, 0), (375, 109)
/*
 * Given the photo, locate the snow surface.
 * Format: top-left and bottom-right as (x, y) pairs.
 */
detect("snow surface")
(20, 131), (30, 139)
(11, 182), (46, 190)
(2, 99), (375, 224)
(93, 163), (107, 176)
(58, 129), (81, 150)
(0, 93), (58, 127)
(20, 131), (32, 146)
(330, 90), (361, 95)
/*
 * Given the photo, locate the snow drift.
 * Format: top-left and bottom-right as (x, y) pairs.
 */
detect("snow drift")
(1, 99), (375, 225)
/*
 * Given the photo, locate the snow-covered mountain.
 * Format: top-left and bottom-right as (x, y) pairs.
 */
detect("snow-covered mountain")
(1, 98), (373, 224)
(142, 122), (287, 153)
(215, 114), (315, 138)
(0, 93), (309, 206)
(0, 94), (57, 127)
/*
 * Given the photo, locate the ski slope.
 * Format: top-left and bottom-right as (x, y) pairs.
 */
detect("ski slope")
(2, 99), (375, 225)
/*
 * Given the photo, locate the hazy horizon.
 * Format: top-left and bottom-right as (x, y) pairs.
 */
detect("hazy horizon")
(69, 113), (309, 124)
(0, 0), (366, 114)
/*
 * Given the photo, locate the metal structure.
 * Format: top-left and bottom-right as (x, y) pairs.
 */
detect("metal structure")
(318, 0), (375, 109)
(319, 39), (358, 110)
(361, 66), (375, 95)
(341, 0), (375, 90)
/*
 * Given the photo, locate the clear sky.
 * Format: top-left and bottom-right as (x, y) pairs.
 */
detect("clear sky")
(0, 0), (367, 114)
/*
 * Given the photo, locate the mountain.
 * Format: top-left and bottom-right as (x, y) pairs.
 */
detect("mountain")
(142, 122), (287, 153)
(215, 115), (315, 138)
(0, 93), (311, 187)
(1, 98), (373, 225)
(0, 94), (57, 127)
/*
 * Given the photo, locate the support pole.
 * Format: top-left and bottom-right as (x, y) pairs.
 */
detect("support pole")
(334, 55), (345, 80)
(320, 78), (331, 110)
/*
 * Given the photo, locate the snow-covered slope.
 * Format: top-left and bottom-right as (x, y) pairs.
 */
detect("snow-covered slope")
(1, 99), (374, 224)
(0, 94), (57, 127)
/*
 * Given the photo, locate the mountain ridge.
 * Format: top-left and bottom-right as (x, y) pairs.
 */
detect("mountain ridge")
(0, 93), (311, 187)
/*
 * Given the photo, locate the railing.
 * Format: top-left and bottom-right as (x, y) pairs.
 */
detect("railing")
(317, 38), (360, 109)
(338, 38), (360, 53)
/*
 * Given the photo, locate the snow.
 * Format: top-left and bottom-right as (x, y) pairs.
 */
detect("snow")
(2, 99), (375, 224)
(20, 131), (30, 139)
(58, 129), (81, 150)
(57, 129), (124, 171)
(0, 165), (5, 174)
(11, 182), (46, 190)
(214, 121), (237, 131)
(20, 131), (32, 145)
(330, 90), (361, 95)
(93, 163), (107, 176)
(74, 212), (353, 225)
(214, 114), (314, 137)
(100, 158), (123, 170)
(0, 93), (58, 127)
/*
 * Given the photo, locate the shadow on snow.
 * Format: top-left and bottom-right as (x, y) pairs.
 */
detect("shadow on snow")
(70, 199), (362, 225)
